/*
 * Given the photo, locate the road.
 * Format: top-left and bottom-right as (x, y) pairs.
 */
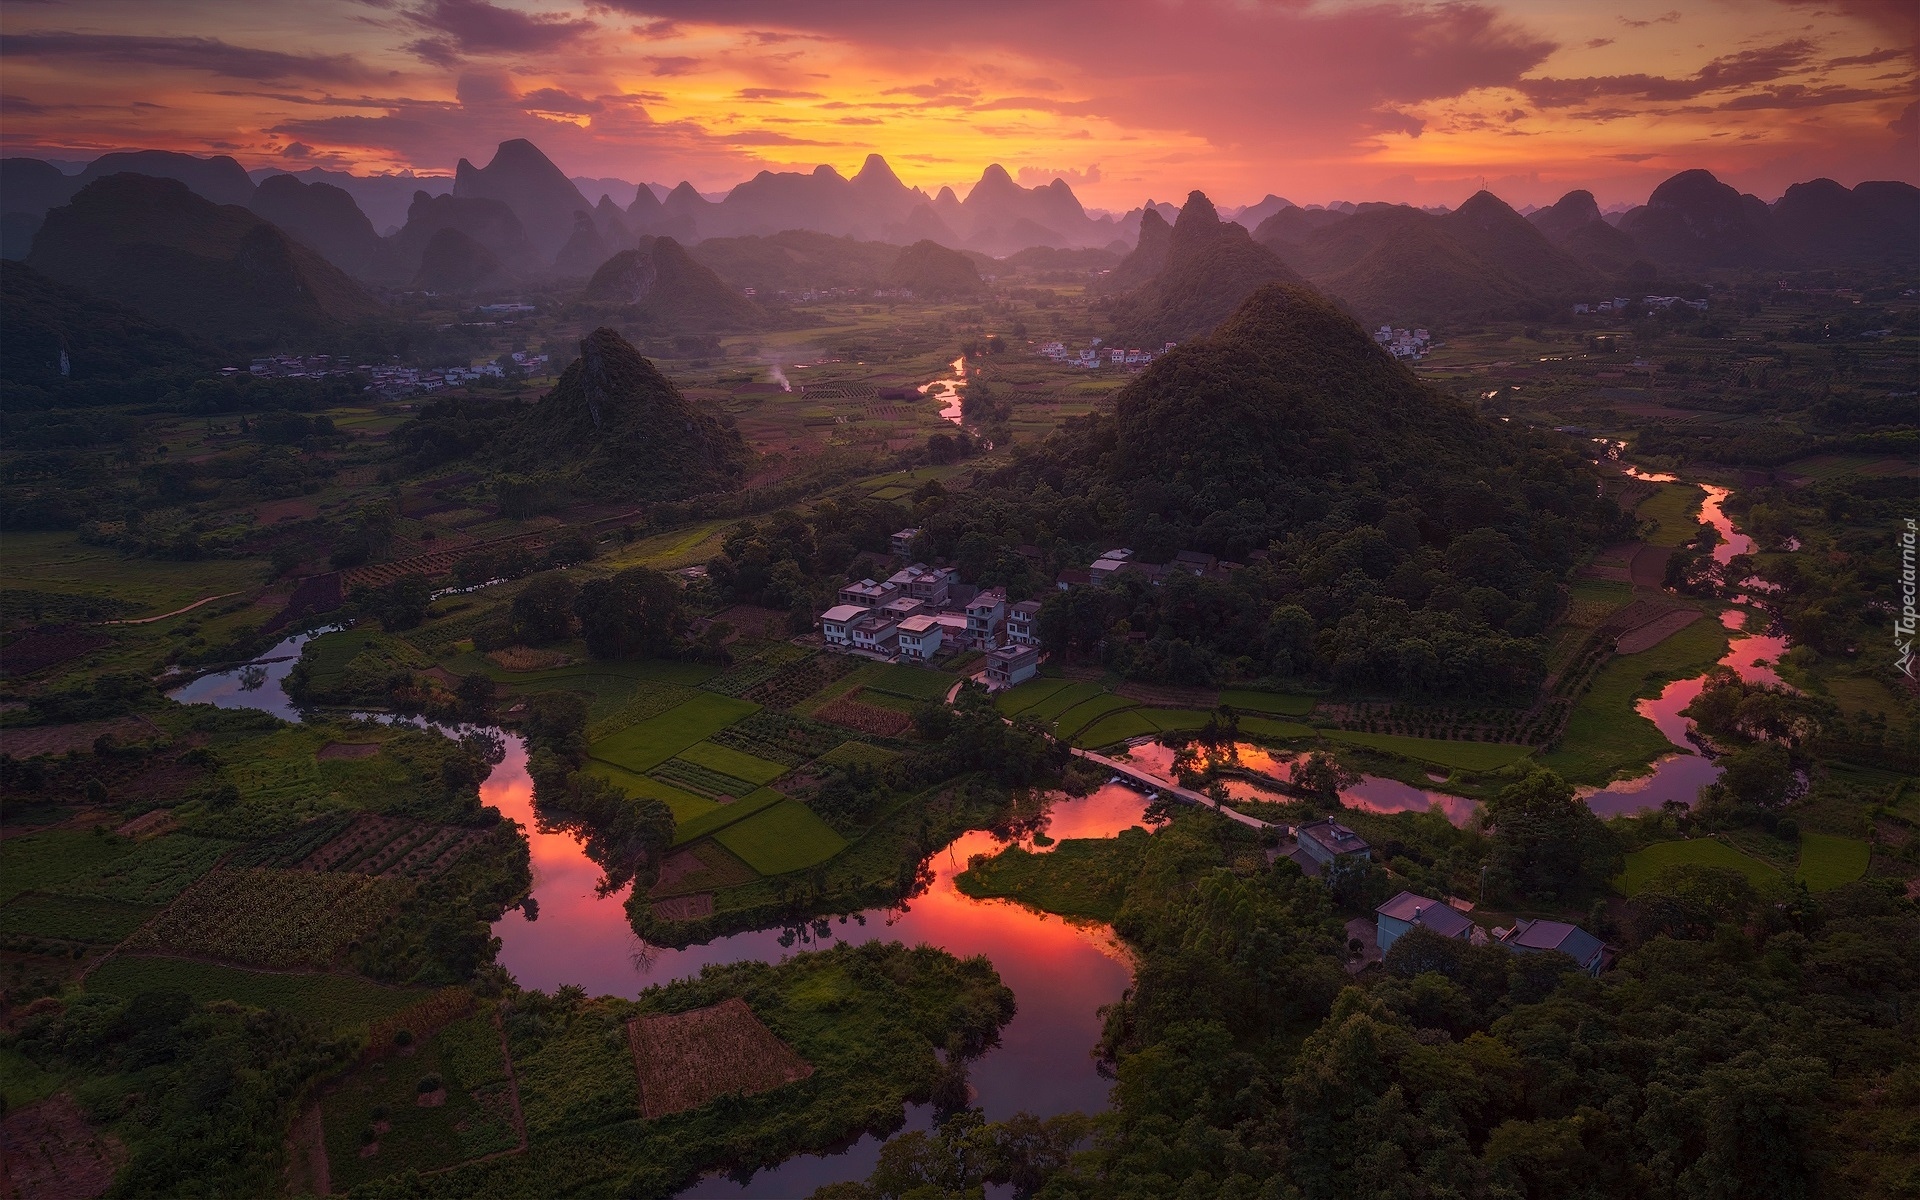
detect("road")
(1072, 747), (1279, 831)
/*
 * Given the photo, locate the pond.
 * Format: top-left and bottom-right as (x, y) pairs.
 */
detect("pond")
(171, 651), (1143, 1195)
(1115, 740), (1482, 827)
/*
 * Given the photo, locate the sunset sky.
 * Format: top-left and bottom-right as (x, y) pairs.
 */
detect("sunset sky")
(3, 0), (1914, 210)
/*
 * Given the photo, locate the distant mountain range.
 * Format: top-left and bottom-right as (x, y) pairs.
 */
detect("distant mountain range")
(1, 136), (1913, 346)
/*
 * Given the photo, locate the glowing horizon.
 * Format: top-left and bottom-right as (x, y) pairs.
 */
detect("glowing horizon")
(2, 0), (1913, 211)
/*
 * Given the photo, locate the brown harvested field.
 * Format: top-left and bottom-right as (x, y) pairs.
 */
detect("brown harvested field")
(650, 893), (714, 922)
(255, 497), (319, 523)
(627, 997), (812, 1119)
(0, 1093), (125, 1200)
(650, 842), (758, 898)
(317, 741), (382, 761)
(0, 716), (164, 759)
(1628, 545), (1673, 588)
(116, 809), (177, 839)
(814, 691), (913, 738)
(1615, 609), (1703, 654)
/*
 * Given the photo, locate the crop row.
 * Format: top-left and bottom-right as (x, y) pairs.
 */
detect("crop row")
(649, 759), (759, 800)
(746, 653), (858, 710)
(709, 711), (846, 763)
(813, 691), (913, 738)
(128, 868), (407, 968)
(700, 660), (782, 697)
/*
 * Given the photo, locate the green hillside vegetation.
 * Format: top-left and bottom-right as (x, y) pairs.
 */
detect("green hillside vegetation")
(581, 236), (768, 330)
(0, 261), (221, 396)
(25, 174), (380, 347)
(500, 326), (752, 501)
(883, 239), (987, 299)
(691, 230), (901, 292)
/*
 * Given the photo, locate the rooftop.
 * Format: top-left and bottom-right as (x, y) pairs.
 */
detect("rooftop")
(1298, 819), (1370, 857)
(1508, 919), (1604, 964)
(988, 643), (1040, 663)
(820, 604), (867, 622)
(1376, 890), (1475, 939)
(898, 614), (941, 633)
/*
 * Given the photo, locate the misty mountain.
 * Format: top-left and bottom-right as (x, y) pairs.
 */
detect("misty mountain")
(248, 173), (381, 277)
(1528, 189), (1645, 275)
(370, 191), (540, 286)
(581, 236), (767, 330)
(1440, 191), (1600, 296)
(77, 150), (256, 207)
(1227, 194), (1295, 230)
(412, 227), (507, 292)
(554, 212), (615, 279)
(1096, 206), (1172, 295)
(688, 230), (903, 293)
(572, 176), (640, 209)
(1771, 178), (1920, 267)
(452, 139), (595, 262)
(254, 167), (451, 235)
(1617, 169), (1777, 269)
(591, 196), (631, 247)
(1108, 191), (1304, 346)
(25, 174), (379, 346)
(883, 240), (987, 299)
(506, 325), (751, 501)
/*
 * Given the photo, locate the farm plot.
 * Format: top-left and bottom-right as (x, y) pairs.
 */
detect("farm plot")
(813, 689), (913, 738)
(126, 868), (408, 968)
(0, 715), (165, 758)
(0, 893), (157, 945)
(1024, 682), (1108, 724)
(1071, 711), (1159, 750)
(996, 677), (1075, 717)
(86, 955), (427, 1029)
(1796, 834), (1869, 892)
(701, 660), (783, 697)
(649, 759), (759, 801)
(1, 829), (226, 906)
(628, 998), (813, 1119)
(674, 740), (790, 786)
(1615, 839), (1778, 895)
(582, 761), (718, 824)
(713, 800), (848, 875)
(709, 710), (847, 764)
(815, 741), (901, 769)
(290, 814), (485, 879)
(745, 652), (860, 710)
(650, 841), (760, 898)
(1320, 730), (1534, 772)
(864, 664), (955, 702)
(1052, 693), (1140, 740)
(589, 695), (761, 775)
(670, 789), (786, 848)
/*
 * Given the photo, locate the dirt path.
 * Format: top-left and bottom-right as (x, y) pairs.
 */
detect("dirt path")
(102, 591), (244, 625)
(290, 1103), (330, 1199)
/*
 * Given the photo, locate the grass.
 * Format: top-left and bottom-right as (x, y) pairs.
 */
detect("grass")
(814, 741), (900, 769)
(1615, 838), (1779, 895)
(0, 531), (263, 617)
(862, 664), (955, 702)
(955, 829), (1152, 923)
(670, 788), (788, 847)
(1023, 681), (1107, 723)
(588, 694), (761, 775)
(1219, 689), (1318, 717)
(672, 740), (790, 786)
(0, 830), (142, 905)
(1638, 483), (1706, 547)
(583, 761), (720, 824)
(1543, 615), (1730, 786)
(713, 800), (849, 875)
(86, 955), (428, 1030)
(1072, 710), (1160, 749)
(995, 677), (1075, 716)
(1239, 716), (1318, 741)
(1052, 693), (1139, 739)
(1795, 833), (1870, 892)
(1319, 730), (1534, 772)
(0, 893), (157, 943)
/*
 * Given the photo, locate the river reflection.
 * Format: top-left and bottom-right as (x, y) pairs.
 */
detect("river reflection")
(1115, 741), (1480, 827)
(920, 355), (966, 424)
(163, 628), (333, 719)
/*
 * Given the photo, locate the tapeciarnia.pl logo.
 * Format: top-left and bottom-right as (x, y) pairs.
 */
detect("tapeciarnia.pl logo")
(1899, 517), (1916, 679)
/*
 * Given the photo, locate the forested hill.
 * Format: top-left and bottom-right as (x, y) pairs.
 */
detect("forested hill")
(972, 283), (1627, 697)
(500, 326), (751, 501)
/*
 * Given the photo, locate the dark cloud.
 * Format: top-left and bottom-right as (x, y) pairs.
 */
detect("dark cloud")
(644, 55), (700, 75)
(0, 31), (369, 83)
(1608, 152), (1659, 161)
(1828, 47), (1906, 67)
(400, 0), (597, 63)
(1719, 84), (1888, 110)
(1519, 39), (1817, 106)
(1585, 37), (1614, 49)
(520, 87), (603, 114)
(1892, 101), (1918, 141)
(629, 19), (681, 39)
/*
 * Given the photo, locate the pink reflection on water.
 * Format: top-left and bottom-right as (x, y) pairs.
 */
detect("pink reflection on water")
(486, 751), (1143, 1123)
(1699, 485), (1754, 564)
(1114, 740), (1478, 827)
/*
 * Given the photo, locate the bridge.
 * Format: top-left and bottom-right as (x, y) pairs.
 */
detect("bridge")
(1073, 746), (1280, 832)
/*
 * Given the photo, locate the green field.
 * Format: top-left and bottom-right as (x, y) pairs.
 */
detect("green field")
(1219, 689), (1318, 717)
(86, 955), (429, 1029)
(0, 893), (157, 943)
(582, 760), (719, 823)
(1, 830), (144, 904)
(1024, 681), (1107, 723)
(1052, 693), (1139, 739)
(588, 694), (761, 774)
(1638, 483), (1707, 547)
(1795, 833), (1870, 892)
(1615, 838), (1778, 895)
(1239, 717), (1318, 741)
(955, 831), (1152, 923)
(814, 741), (900, 769)
(712, 799), (849, 875)
(995, 677), (1075, 716)
(862, 663), (955, 702)
(0, 531), (264, 617)
(673, 740), (791, 786)
(1320, 730), (1534, 772)
(1543, 615), (1730, 786)
(669, 787), (788, 847)
(1072, 711), (1159, 749)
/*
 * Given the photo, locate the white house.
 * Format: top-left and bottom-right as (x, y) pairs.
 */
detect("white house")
(965, 587), (1007, 649)
(1006, 599), (1042, 647)
(820, 604), (867, 647)
(1375, 890), (1475, 953)
(985, 644), (1041, 688)
(850, 613), (901, 655)
(891, 527), (923, 557)
(837, 578), (899, 609)
(897, 613), (945, 661)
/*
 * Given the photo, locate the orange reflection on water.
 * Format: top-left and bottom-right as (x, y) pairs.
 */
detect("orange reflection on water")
(1115, 740), (1477, 826)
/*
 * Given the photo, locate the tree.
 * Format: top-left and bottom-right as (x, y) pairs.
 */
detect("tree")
(1484, 768), (1619, 903)
(510, 573), (579, 644)
(351, 574), (432, 632)
(573, 567), (684, 659)
(1294, 751), (1359, 807)
(456, 672), (495, 720)
(520, 690), (589, 767)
